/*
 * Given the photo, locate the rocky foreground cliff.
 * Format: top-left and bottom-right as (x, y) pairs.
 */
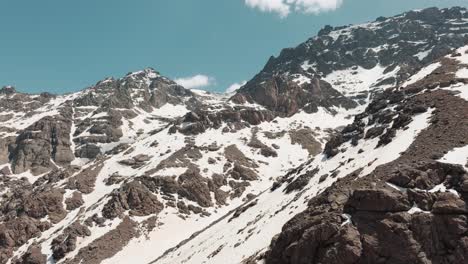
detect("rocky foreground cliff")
(0, 6), (468, 264)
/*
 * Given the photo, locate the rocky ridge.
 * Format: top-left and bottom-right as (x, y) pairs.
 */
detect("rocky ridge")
(233, 7), (468, 116)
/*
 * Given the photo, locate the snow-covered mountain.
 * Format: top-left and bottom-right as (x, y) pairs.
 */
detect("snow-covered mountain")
(0, 6), (468, 264)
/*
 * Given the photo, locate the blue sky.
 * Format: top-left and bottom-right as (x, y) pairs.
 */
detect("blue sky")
(1, 0), (467, 94)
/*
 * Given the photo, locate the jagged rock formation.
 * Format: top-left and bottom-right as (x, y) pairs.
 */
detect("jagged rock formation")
(10, 116), (74, 174)
(232, 7), (468, 116)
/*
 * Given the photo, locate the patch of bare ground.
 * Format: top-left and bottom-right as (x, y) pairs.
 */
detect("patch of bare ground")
(224, 144), (258, 168)
(66, 161), (105, 194)
(289, 128), (322, 156)
(248, 128), (278, 158)
(64, 217), (138, 264)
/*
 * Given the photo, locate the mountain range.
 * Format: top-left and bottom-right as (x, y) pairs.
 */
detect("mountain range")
(0, 6), (468, 264)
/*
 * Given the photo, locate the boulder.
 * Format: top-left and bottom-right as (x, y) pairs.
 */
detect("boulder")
(345, 188), (411, 212)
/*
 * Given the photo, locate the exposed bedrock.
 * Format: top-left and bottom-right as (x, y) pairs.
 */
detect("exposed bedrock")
(9, 116), (74, 175)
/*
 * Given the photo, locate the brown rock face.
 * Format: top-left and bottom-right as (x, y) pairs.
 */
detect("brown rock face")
(267, 162), (468, 264)
(0, 216), (48, 263)
(171, 108), (276, 135)
(139, 167), (227, 210)
(345, 188), (412, 212)
(230, 163), (258, 181)
(9, 116), (74, 175)
(267, 212), (362, 264)
(177, 169), (214, 207)
(432, 192), (468, 214)
(118, 154), (152, 168)
(102, 181), (164, 219)
(66, 162), (104, 194)
(73, 109), (124, 147)
(0, 166), (11, 176)
(65, 191), (84, 211)
(0, 137), (15, 165)
(232, 75), (357, 117)
(289, 128), (322, 156)
(16, 245), (47, 264)
(51, 222), (91, 261)
(76, 143), (101, 159)
(224, 145), (258, 169)
(66, 217), (138, 264)
(22, 188), (67, 223)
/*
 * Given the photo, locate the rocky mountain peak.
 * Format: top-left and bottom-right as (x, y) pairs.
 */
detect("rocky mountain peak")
(73, 68), (195, 111)
(0, 85), (16, 95)
(232, 6), (468, 116)
(124, 67), (161, 79)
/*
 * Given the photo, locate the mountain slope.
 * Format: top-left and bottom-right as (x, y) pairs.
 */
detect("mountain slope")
(155, 45), (468, 263)
(0, 63), (356, 264)
(0, 6), (467, 264)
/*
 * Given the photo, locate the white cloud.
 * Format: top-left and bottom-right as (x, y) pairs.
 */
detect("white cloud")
(245, 0), (290, 18)
(245, 0), (343, 18)
(174, 74), (215, 89)
(226, 81), (247, 93)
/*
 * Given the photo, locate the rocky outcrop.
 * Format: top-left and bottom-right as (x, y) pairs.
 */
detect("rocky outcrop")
(65, 191), (84, 211)
(9, 116), (74, 175)
(16, 245), (47, 264)
(267, 161), (468, 264)
(66, 162), (104, 194)
(248, 128), (278, 158)
(0, 87), (54, 113)
(21, 188), (67, 223)
(289, 128), (322, 156)
(73, 109), (123, 145)
(230, 163), (258, 181)
(0, 86), (16, 95)
(0, 216), (49, 263)
(65, 217), (138, 264)
(267, 212), (362, 264)
(1, 183), (67, 224)
(0, 137), (15, 165)
(177, 169), (214, 207)
(232, 77), (357, 116)
(51, 222), (91, 260)
(76, 143), (101, 159)
(345, 187), (411, 212)
(102, 181), (164, 219)
(118, 154), (152, 168)
(171, 108), (276, 135)
(75, 68), (197, 111)
(140, 168), (217, 209)
(224, 145), (258, 169)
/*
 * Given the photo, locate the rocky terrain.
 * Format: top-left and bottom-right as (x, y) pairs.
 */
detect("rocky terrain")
(0, 6), (467, 264)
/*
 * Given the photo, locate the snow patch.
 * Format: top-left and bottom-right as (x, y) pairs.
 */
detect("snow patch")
(442, 83), (468, 102)
(438, 145), (468, 167)
(403, 62), (441, 87)
(323, 64), (396, 98)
